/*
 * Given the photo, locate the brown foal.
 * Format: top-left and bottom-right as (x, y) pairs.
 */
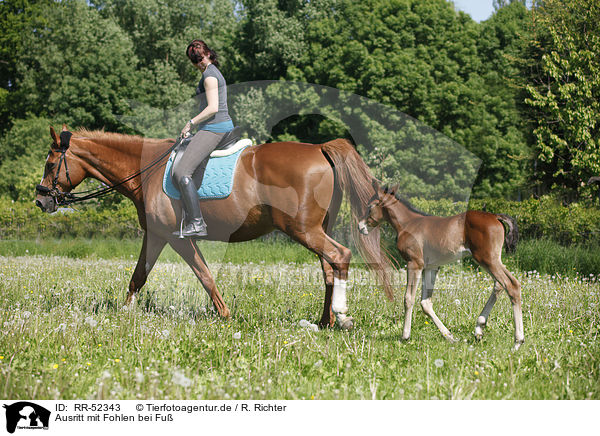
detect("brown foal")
(36, 127), (395, 329)
(359, 184), (524, 349)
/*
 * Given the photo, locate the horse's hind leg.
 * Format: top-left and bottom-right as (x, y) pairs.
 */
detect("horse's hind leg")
(168, 238), (230, 318)
(318, 256), (336, 328)
(290, 228), (353, 330)
(125, 231), (166, 305)
(420, 268), (457, 343)
(318, 194), (342, 328)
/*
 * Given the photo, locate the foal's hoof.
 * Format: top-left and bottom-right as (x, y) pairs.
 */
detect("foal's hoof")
(444, 333), (458, 343)
(512, 340), (524, 352)
(339, 317), (354, 330)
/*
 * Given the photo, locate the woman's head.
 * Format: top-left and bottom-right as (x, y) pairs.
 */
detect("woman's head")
(186, 40), (219, 68)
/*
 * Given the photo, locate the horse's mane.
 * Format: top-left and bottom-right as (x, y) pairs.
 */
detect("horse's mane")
(383, 185), (431, 216)
(74, 129), (174, 150)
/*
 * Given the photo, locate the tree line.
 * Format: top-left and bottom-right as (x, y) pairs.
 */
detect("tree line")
(0, 0), (598, 203)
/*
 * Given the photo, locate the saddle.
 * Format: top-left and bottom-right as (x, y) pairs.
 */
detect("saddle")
(163, 126), (252, 200)
(170, 126), (243, 186)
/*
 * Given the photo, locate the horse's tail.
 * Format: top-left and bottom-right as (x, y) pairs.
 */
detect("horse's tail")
(496, 213), (519, 253)
(321, 139), (396, 301)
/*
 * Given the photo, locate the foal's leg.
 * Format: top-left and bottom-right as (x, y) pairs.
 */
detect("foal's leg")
(479, 261), (524, 349)
(401, 260), (423, 341)
(474, 281), (503, 340)
(168, 238), (230, 318)
(420, 268), (457, 343)
(125, 231), (166, 305)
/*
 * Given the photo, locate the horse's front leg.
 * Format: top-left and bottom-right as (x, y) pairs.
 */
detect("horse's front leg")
(420, 268), (457, 343)
(401, 260), (423, 341)
(125, 231), (166, 305)
(168, 238), (230, 318)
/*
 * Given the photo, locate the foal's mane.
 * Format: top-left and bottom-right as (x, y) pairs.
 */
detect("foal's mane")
(383, 185), (431, 217)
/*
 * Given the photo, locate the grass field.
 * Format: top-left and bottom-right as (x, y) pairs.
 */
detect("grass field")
(0, 239), (598, 401)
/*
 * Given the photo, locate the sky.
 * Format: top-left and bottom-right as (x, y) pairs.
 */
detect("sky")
(452, 0), (496, 22)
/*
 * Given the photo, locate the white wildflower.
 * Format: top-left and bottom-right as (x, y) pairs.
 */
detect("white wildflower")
(85, 317), (98, 328)
(172, 370), (192, 388)
(160, 329), (170, 340)
(434, 359), (444, 368)
(233, 332), (241, 340)
(298, 319), (310, 328)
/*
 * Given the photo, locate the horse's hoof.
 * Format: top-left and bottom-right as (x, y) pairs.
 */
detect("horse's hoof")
(339, 317), (354, 330)
(512, 340), (524, 351)
(318, 319), (333, 329)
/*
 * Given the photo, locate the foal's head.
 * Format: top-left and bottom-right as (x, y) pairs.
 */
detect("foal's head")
(358, 182), (399, 235)
(35, 126), (86, 213)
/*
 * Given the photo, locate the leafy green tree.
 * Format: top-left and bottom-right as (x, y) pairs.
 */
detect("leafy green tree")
(0, 116), (53, 201)
(525, 0), (600, 199)
(9, 0), (141, 131)
(0, 0), (54, 131)
(278, 0), (531, 197)
(235, 0), (306, 81)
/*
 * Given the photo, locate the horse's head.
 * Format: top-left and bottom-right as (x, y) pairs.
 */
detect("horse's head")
(35, 126), (85, 213)
(358, 180), (398, 235)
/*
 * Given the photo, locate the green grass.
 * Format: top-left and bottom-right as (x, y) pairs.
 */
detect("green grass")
(0, 253), (598, 400)
(509, 239), (600, 277)
(0, 238), (318, 265)
(3, 237), (600, 277)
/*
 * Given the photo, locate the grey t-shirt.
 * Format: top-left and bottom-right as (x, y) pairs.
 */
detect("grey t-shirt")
(196, 64), (232, 128)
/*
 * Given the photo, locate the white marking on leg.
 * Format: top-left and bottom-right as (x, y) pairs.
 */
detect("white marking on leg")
(332, 277), (350, 326)
(512, 303), (525, 348)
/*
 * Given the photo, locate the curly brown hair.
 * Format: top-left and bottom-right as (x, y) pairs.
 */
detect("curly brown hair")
(186, 40), (219, 68)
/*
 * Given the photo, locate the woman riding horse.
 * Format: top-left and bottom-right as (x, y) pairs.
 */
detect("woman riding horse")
(174, 40), (234, 238)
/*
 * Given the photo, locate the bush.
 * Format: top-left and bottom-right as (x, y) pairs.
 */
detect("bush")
(0, 198), (142, 239)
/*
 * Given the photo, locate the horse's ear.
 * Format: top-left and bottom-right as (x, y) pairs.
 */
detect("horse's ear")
(50, 126), (59, 148)
(390, 184), (400, 195)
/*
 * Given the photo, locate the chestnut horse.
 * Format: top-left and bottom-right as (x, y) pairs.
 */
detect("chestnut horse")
(359, 184), (524, 349)
(36, 127), (395, 329)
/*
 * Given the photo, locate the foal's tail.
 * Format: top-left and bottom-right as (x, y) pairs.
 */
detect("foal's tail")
(496, 213), (519, 253)
(321, 139), (396, 301)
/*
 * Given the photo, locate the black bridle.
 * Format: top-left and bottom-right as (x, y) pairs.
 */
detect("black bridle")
(36, 130), (180, 207)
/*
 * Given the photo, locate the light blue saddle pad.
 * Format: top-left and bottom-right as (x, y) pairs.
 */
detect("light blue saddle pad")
(163, 144), (250, 200)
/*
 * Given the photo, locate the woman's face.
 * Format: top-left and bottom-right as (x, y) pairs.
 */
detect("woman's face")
(193, 52), (211, 71)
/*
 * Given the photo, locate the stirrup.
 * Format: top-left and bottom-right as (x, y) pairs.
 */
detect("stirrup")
(180, 218), (208, 238)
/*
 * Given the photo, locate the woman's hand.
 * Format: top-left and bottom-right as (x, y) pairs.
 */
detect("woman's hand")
(180, 120), (193, 138)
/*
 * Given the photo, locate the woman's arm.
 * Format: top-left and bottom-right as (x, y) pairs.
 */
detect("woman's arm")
(181, 76), (219, 136)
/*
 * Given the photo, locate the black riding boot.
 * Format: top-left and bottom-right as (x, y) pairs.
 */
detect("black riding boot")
(173, 176), (208, 238)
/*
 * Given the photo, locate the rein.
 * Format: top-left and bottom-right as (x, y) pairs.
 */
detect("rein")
(36, 132), (180, 206)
